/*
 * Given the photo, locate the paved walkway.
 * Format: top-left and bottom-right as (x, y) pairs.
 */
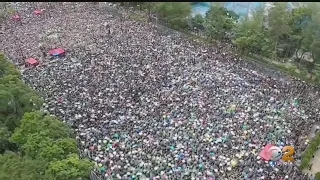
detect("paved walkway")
(303, 123), (320, 175)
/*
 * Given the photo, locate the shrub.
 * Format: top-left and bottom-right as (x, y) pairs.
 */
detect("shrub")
(316, 172), (320, 180)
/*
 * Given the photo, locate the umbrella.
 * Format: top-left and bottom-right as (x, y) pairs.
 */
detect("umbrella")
(231, 160), (237, 167)
(34, 9), (42, 15)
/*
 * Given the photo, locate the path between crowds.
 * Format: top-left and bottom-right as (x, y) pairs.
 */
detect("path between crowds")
(304, 123), (320, 175)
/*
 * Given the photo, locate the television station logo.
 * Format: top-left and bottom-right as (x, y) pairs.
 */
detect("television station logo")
(267, 146), (295, 161)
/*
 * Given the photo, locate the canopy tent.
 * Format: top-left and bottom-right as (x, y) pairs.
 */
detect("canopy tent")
(259, 143), (273, 161)
(33, 9), (42, 15)
(25, 58), (39, 66)
(48, 48), (65, 56)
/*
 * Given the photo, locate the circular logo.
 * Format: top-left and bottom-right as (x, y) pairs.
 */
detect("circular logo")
(267, 146), (282, 161)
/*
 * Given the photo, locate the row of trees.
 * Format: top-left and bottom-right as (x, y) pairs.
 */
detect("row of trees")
(120, 2), (320, 77)
(299, 129), (320, 171)
(233, 3), (320, 73)
(0, 54), (92, 180)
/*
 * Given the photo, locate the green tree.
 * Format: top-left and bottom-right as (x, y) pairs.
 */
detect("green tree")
(0, 55), (43, 133)
(193, 14), (204, 25)
(0, 2), (8, 24)
(46, 154), (93, 180)
(233, 7), (271, 57)
(285, 6), (311, 66)
(0, 152), (49, 180)
(267, 2), (291, 60)
(0, 54), (43, 154)
(0, 53), (36, 162)
(153, 2), (191, 29)
(204, 4), (236, 41)
(22, 134), (78, 161)
(300, 3), (320, 74)
(309, 40), (320, 74)
(316, 172), (320, 180)
(0, 89), (19, 131)
(234, 36), (251, 57)
(191, 14), (205, 32)
(141, 2), (156, 17)
(0, 127), (11, 153)
(22, 135), (56, 159)
(11, 111), (73, 146)
(0, 54), (19, 77)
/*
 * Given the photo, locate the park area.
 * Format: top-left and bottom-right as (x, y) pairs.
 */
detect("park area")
(1, 2), (320, 180)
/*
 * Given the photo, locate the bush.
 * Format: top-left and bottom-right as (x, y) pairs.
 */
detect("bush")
(316, 172), (320, 180)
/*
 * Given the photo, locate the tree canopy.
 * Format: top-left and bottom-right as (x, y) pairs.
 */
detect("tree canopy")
(153, 2), (191, 29)
(0, 54), (92, 179)
(0, 54), (43, 153)
(204, 4), (236, 40)
(46, 154), (92, 180)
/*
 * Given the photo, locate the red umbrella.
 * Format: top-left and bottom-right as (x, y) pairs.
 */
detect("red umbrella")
(48, 48), (65, 56)
(55, 48), (65, 54)
(12, 14), (20, 21)
(25, 58), (39, 66)
(33, 9), (41, 15)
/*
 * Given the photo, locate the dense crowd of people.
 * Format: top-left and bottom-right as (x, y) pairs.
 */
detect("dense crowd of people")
(1, 2), (320, 180)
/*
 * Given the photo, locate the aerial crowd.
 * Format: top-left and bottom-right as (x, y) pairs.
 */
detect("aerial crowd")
(1, 2), (320, 180)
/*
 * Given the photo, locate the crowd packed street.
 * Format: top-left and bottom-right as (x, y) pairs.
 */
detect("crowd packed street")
(1, 2), (320, 180)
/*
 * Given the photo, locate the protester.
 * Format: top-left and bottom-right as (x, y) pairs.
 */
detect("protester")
(1, 2), (318, 179)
